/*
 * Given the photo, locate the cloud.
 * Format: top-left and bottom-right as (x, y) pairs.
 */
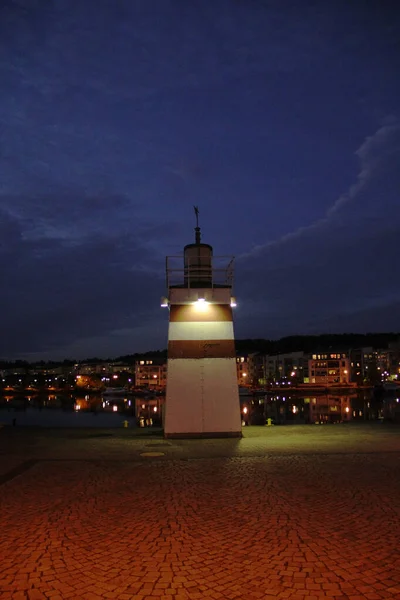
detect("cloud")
(240, 119), (400, 259)
(236, 119), (400, 336)
(0, 197), (167, 359)
(327, 119), (400, 218)
(1, 2), (399, 358)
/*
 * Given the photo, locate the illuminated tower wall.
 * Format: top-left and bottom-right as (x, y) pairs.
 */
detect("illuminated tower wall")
(162, 227), (241, 438)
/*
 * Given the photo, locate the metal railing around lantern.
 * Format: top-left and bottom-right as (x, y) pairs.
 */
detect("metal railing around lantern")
(166, 255), (235, 290)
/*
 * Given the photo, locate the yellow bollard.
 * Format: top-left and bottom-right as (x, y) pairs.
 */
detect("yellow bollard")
(123, 420), (129, 428)
(266, 418), (272, 426)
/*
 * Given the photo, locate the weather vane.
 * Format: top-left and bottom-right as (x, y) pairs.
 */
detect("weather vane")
(194, 205), (199, 228)
(193, 205), (201, 243)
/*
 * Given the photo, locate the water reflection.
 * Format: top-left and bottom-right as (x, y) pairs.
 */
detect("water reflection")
(1, 390), (399, 427)
(0, 392), (164, 428)
(240, 392), (399, 425)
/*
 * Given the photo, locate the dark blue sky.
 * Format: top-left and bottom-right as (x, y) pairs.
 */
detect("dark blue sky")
(1, 0), (399, 360)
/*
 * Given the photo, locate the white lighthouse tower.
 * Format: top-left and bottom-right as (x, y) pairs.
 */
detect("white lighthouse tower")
(162, 208), (241, 438)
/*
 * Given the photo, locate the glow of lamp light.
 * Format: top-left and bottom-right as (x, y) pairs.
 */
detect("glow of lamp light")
(194, 297), (208, 311)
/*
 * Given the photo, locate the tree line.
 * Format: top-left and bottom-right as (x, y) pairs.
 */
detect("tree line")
(1, 333), (399, 369)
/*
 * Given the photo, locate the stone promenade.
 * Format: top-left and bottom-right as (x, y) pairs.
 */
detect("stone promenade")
(0, 423), (399, 600)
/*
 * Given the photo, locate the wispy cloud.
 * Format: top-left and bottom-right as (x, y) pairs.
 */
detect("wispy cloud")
(239, 118), (400, 259)
(236, 118), (400, 337)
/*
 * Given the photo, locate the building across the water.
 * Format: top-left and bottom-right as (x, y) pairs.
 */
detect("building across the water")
(308, 352), (351, 385)
(134, 358), (167, 389)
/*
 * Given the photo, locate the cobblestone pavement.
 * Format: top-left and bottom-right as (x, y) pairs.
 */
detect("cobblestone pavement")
(0, 425), (400, 599)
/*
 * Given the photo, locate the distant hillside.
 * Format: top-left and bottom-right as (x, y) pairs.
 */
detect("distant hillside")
(234, 333), (400, 355)
(1, 333), (399, 368)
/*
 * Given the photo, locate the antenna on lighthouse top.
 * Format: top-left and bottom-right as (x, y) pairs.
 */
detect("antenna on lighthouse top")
(193, 205), (201, 244)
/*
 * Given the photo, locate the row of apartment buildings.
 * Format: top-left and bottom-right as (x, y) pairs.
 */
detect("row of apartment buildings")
(237, 345), (400, 387)
(134, 344), (400, 389)
(2, 344), (399, 389)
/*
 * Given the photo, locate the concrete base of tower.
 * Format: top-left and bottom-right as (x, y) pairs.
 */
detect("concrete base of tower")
(163, 358), (242, 438)
(164, 430), (242, 439)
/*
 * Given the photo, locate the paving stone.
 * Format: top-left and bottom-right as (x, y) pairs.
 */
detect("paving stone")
(0, 425), (399, 599)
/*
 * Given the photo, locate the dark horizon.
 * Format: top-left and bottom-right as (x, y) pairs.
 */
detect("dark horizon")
(1, 331), (399, 365)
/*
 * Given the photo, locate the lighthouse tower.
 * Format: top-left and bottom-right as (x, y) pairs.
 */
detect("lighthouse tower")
(162, 209), (241, 438)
